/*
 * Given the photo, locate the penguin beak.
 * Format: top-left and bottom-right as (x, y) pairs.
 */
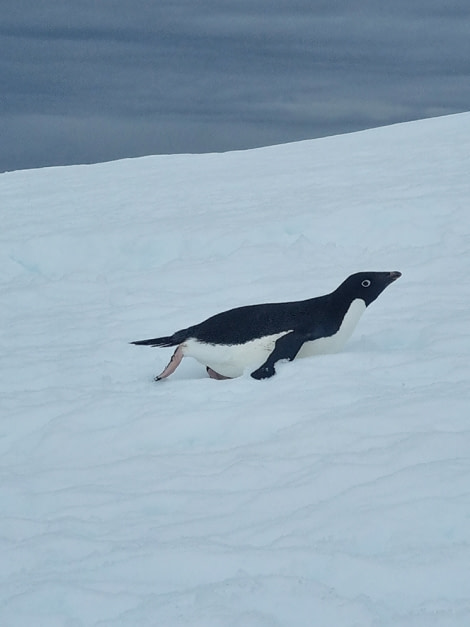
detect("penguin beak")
(388, 271), (402, 282)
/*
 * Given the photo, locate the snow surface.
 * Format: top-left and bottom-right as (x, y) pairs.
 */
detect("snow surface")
(1, 113), (470, 626)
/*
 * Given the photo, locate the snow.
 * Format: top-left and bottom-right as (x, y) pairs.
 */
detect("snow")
(1, 112), (470, 626)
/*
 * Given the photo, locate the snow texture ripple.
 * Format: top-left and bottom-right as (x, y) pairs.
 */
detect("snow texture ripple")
(1, 113), (470, 626)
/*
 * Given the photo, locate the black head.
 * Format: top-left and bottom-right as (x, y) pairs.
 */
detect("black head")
(334, 271), (401, 306)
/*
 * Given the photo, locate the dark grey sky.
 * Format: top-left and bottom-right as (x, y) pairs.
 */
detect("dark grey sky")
(1, 0), (469, 172)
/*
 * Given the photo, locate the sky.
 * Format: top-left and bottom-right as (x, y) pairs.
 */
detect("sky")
(1, 0), (470, 173)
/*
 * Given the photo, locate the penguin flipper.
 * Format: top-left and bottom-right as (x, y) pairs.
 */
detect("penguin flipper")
(251, 331), (306, 380)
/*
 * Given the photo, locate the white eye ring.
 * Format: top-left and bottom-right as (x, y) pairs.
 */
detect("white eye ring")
(362, 279), (371, 287)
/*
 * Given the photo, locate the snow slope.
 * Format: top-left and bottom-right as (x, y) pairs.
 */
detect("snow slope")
(1, 113), (470, 626)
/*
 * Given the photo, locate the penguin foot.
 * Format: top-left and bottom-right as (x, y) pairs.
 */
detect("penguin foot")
(154, 345), (184, 380)
(206, 367), (232, 380)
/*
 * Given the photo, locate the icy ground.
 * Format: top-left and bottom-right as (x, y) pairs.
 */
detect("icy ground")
(1, 113), (470, 626)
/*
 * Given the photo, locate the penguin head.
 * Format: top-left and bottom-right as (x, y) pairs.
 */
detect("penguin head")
(336, 271), (401, 306)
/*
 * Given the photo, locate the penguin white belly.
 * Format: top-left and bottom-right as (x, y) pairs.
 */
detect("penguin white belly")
(183, 332), (289, 378)
(298, 298), (366, 358)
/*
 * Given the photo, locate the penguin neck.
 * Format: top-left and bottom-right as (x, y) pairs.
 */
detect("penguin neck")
(329, 285), (367, 315)
(329, 297), (367, 350)
(299, 296), (367, 357)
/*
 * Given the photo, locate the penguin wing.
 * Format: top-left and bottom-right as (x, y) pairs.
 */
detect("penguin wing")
(250, 312), (335, 379)
(250, 330), (308, 379)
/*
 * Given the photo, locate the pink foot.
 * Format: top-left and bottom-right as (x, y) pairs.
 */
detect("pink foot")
(155, 345), (184, 381)
(206, 366), (232, 380)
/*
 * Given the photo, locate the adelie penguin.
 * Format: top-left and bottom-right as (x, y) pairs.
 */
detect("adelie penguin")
(131, 271), (401, 381)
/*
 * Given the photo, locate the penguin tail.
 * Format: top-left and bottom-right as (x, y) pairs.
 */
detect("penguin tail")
(130, 329), (188, 348)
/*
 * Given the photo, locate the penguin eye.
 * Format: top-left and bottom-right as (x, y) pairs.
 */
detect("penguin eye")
(361, 279), (371, 288)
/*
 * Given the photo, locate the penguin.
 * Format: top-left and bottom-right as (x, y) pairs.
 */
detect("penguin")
(131, 271), (401, 381)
